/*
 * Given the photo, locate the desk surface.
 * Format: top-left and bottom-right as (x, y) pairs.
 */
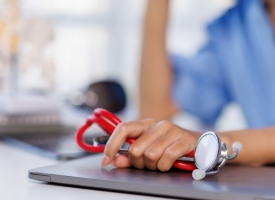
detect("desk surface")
(0, 141), (170, 200)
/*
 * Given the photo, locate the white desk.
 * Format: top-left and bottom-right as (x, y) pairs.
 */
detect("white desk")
(0, 141), (171, 200)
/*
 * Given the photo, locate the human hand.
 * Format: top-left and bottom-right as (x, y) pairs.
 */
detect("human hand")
(102, 119), (200, 171)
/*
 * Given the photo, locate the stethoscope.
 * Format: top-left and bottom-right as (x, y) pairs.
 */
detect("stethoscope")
(76, 108), (242, 180)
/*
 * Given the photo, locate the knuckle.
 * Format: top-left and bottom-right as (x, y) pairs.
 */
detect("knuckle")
(144, 149), (158, 161)
(158, 120), (172, 129)
(143, 118), (156, 123)
(157, 149), (179, 172)
(117, 122), (129, 132)
(141, 118), (158, 128)
(164, 149), (178, 160)
(128, 145), (142, 158)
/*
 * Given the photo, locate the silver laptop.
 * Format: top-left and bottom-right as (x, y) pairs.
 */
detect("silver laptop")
(29, 154), (275, 200)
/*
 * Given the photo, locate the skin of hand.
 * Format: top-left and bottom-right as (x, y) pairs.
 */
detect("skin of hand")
(102, 118), (275, 171)
(102, 119), (201, 171)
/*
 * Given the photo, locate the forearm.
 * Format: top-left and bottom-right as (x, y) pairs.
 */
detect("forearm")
(219, 127), (275, 166)
(139, 0), (178, 120)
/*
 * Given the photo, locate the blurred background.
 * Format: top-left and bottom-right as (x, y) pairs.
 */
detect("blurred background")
(2, 0), (235, 96)
(0, 0), (247, 159)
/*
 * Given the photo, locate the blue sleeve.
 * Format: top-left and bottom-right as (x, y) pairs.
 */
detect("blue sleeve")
(170, 43), (231, 126)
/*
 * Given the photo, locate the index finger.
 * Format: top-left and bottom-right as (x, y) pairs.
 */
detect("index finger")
(102, 119), (156, 167)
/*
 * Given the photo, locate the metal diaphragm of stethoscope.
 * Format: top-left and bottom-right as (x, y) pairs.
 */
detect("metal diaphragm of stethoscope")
(92, 131), (242, 180)
(191, 131), (242, 180)
(76, 108), (242, 180)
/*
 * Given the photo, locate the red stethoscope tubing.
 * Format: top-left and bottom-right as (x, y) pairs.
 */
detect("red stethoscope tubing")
(76, 108), (196, 171)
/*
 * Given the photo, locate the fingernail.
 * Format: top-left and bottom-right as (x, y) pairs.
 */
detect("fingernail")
(101, 155), (110, 168)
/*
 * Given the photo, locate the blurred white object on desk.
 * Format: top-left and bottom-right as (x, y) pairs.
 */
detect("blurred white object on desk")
(19, 17), (55, 91)
(0, 94), (64, 134)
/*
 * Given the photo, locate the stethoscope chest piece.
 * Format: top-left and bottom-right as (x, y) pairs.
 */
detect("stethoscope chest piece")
(192, 131), (241, 180)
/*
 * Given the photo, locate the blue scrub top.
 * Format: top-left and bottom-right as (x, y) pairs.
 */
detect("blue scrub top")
(171, 0), (275, 128)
